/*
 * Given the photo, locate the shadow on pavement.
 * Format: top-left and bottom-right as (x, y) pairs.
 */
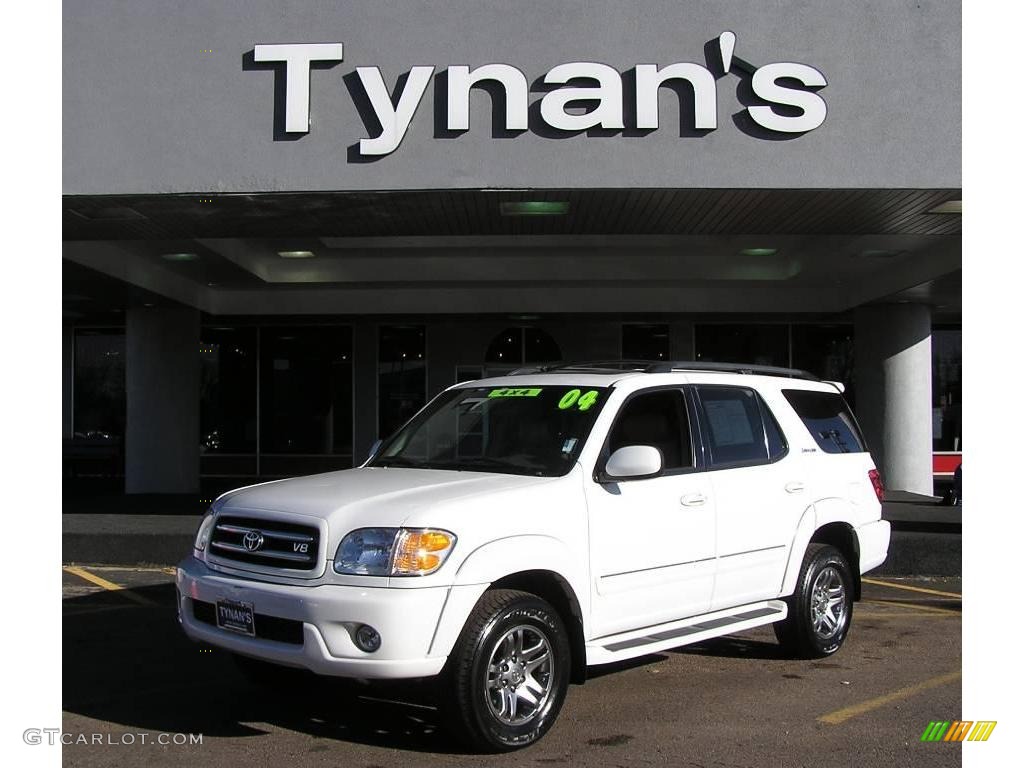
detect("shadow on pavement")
(62, 583), (465, 754)
(675, 635), (786, 660)
(64, 582), (821, 751)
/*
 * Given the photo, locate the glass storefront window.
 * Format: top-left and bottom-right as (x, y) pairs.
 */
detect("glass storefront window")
(73, 329), (125, 441)
(485, 327), (561, 365)
(694, 324), (789, 368)
(486, 328), (522, 364)
(200, 327), (257, 454)
(379, 325), (426, 440)
(932, 327), (961, 452)
(260, 326), (353, 459)
(791, 324), (855, 404)
(622, 324), (670, 360)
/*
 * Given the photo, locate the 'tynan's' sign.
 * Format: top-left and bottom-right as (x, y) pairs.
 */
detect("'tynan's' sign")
(252, 32), (827, 157)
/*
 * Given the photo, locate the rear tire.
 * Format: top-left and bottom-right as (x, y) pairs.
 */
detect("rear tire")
(774, 544), (854, 658)
(441, 589), (570, 752)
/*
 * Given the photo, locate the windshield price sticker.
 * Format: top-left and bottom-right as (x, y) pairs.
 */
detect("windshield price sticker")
(488, 387), (543, 398)
(558, 389), (600, 411)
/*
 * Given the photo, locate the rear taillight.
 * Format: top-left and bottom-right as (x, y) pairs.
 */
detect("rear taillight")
(868, 469), (884, 503)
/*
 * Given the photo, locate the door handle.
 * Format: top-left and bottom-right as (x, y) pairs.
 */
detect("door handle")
(785, 482), (805, 494)
(681, 493), (707, 507)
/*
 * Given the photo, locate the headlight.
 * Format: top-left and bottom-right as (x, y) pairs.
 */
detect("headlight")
(194, 512), (216, 552)
(334, 528), (457, 576)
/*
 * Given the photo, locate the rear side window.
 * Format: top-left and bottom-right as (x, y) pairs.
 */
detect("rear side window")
(783, 389), (866, 454)
(694, 386), (775, 468)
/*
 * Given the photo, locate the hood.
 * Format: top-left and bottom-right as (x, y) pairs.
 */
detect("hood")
(218, 466), (555, 530)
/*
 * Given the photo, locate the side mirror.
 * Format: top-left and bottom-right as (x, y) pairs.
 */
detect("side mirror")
(602, 445), (663, 482)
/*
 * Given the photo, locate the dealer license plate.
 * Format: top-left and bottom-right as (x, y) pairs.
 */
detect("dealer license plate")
(216, 599), (255, 636)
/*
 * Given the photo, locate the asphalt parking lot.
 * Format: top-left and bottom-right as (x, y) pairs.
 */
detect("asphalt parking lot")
(62, 566), (962, 768)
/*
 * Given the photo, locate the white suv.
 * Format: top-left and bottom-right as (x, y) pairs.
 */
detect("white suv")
(177, 361), (890, 751)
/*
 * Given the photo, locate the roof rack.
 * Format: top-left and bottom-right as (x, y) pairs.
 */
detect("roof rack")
(509, 360), (820, 381)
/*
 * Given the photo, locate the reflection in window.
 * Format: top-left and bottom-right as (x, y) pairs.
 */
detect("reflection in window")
(73, 329), (125, 441)
(694, 324), (788, 368)
(932, 328), (961, 452)
(622, 324), (669, 361)
(200, 327), (256, 454)
(379, 325), (426, 440)
(260, 327), (353, 458)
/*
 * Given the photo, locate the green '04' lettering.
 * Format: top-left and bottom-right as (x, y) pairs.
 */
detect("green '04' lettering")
(558, 389), (600, 411)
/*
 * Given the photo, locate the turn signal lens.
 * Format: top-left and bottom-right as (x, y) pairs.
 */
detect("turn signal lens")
(392, 530), (456, 576)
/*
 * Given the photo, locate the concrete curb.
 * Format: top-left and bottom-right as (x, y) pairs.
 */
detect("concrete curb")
(63, 514), (197, 567)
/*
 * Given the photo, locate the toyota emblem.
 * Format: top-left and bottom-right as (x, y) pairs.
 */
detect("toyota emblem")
(242, 530), (264, 552)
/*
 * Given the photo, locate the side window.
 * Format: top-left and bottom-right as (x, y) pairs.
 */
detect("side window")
(608, 389), (692, 471)
(782, 389), (867, 454)
(695, 386), (770, 468)
(760, 398), (789, 462)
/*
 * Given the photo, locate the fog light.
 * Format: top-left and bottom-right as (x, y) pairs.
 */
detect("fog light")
(354, 624), (381, 653)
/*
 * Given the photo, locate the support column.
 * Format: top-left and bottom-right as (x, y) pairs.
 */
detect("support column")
(125, 306), (199, 494)
(854, 304), (933, 495)
(669, 320), (695, 360)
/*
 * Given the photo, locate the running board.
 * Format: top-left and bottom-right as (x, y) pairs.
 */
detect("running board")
(586, 600), (788, 666)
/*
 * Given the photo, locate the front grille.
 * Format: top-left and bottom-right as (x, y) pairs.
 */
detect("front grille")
(191, 599), (304, 645)
(209, 515), (320, 571)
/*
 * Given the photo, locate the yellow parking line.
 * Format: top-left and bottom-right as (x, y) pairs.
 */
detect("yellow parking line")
(818, 670), (962, 725)
(862, 598), (961, 616)
(855, 610), (959, 620)
(63, 566), (154, 606)
(862, 578), (961, 599)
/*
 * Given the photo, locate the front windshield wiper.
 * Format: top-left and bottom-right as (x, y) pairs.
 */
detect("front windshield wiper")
(373, 457), (430, 469)
(435, 456), (546, 476)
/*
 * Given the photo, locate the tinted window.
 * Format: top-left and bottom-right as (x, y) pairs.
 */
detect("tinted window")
(695, 386), (769, 468)
(608, 390), (691, 470)
(761, 399), (789, 462)
(783, 389), (866, 454)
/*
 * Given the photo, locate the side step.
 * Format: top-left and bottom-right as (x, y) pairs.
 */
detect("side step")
(585, 600), (788, 666)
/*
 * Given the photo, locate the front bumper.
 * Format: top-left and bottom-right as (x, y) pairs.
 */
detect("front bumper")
(176, 555), (453, 679)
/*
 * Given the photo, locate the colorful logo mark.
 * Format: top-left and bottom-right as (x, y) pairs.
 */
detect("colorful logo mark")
(921, 720), (997, 742)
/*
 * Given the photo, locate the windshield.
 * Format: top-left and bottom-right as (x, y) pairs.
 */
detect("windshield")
(370, 385), (610, 477)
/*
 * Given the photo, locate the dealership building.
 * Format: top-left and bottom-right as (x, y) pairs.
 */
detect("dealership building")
(62, 0), (961, 507)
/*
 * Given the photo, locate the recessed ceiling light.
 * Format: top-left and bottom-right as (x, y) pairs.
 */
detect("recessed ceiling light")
(277, 250), (316, 259)
(500, 201), (569, 216)
(161, 252), (199, 262)
(740, 248), (777, 257)
(928, 200), (961, 214)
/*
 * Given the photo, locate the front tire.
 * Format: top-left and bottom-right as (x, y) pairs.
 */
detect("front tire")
(442, 589), (570, 752)
(774, 544), (854, 658)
